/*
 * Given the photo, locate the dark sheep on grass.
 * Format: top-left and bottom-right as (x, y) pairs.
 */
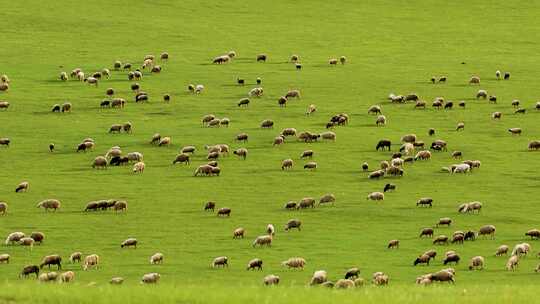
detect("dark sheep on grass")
(443, 254), (460, 265)
(217, 207), (231, 217)
(417, 197), (433, 207)
(204, 202), (215, 212)
(383, 183), (396, 192)
(284, 201), (297, 209)
(20, 265), (40, 278)
(40, 255), (62, 270)
(376, 139), (391, 151)
(420, 228), (434, 238)
(100, 100), (111, 107)
(257, 54), (267, 62)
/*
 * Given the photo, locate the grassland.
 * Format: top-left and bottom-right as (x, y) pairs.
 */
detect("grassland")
(0, 0), (539, 302)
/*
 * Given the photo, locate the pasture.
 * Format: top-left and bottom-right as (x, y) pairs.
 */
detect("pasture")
(0, 0), (539, 302)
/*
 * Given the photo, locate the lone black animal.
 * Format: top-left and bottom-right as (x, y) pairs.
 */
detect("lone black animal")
(49, 143), (55, 152)
(504, 72), (510, 80)
(383, 183), (396, 192)
(100, 100), (110, 107)
(237, 78), (245, 85)
(295, 63), (302, 70)
(376, 139), (391, 151)
(257, 54), (267, 62)
(464, 231), (476, 241)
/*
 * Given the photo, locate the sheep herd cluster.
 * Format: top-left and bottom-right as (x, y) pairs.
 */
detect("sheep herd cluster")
(0, 49), (540, 288)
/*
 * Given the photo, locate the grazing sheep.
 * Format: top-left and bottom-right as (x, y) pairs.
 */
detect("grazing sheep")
(233, 148), (248, 160)
(469, 76), (480, 84)
(404, 94), (419, 102)
(417, 197), (433, 207)
(512, 243), (530, 257)
(383, 183), (396, 192)
(204, 202), (215, 212)
(320, 131), (336, 141)
(38, 272), (59, 282)
(111, 98), (125, 108)
(401, 134), (417, 143)
(158, 137), (171, 146)
(285, 90), (300, 99)
(150, 253), (164, 265)
(113, 201), (127, 212)
(15, 181), (29, 193)
(297, 197), (316, 209)
(506, 255), (519, 271)
(195, 84), (204, 94)
(217, 207), (231, 217)
(362, 162), (369, 171)
(372, 273), (389, 286)
(20, 265), (40, 278)
(40, 255), (62, 270)
(367, 192), (384, 201)
(260, 119), (274, 129)
(479, 225), (496, 238)
(121, 238), (138, 248)
(495, 245), (509, 256)
(306, 104), (316, 115)
(273, 136), (284, 146)
(249, 87), (263, 97)
(387, 239), (399, 249)
(236, 133), (248, 142)
(0, 101), (9, 110)
(508, 128), (522, 135)
(376, 139), (391, 151)
(329, 58), (338, 65)
(414, 254), (432, 266)
(132, 161), (145, 173)
(141, 273), (160, 284)
(451, 151), (462, 159)
(0, 83), (9, 92)
(30, 232), (44, 244)
(335, 279), (355, 289)
(310, 270), (328, 285)
(511, 99), (520, 108)
(529, 140), (540, 150)
(82, 255), (99, 271)
(212, 256), (228, 268)
(433, 235), (449, 245)
(504, 72), (510, 80)
(468, 256), (484, 270)
(284, 201), (298, 209)
(300, 150), (313, 159)
(0, 202), (7, 215)
(0, 254), (10, 264)
(489, 95), (497, 103)
(476, 89), (487, 99)
(0, 138), (10, 147)
(247, 258), (263, 270)
(339, 56), (347, 64)
(525, 229), (540, 240)
(304, 161), (317, 170)
(368, 105), (382, 115)
(452, 163), (470, 174)
(284, 219), (302, 231)
(282, 257), (306, 269)
(252, 235), (272, 247)
(420, 228), (434, 238)
(257, 54), (267, 62)
(122, 122), (132, 133)
(415, 100), (427, 109)
(59, 271), (75, 283)
(536, 102), (540, 110)
(368, 169), (385, 179)
(238, 98), (250, 107)
(69, 252), (82, 263)
(319, 194), (336, 206)
(281, 159), (293, 170)
(263, 274), (280, 285)
(414, 150), (431, 161)
(456, 122), (465, 131)
(386, 165), (403, 176)
(85, 76), (99, 86)
(127, 152), (143, 162)
(36, 199), (60, 212)
(376, 115), (386, 126)
(173, 153), (190, 165)
(233, 227), (245, 239)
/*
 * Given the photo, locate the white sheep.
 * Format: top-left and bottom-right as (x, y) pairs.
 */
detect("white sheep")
(150, 253), (164, 264)
(133, 161), (145, 173)
(141, 272), (160, 284)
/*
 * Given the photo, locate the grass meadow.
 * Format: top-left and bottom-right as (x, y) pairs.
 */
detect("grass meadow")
(0, 0), (539, 302)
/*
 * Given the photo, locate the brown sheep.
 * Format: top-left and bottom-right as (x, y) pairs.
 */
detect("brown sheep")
(420, 228), (434, 238)
(37, 199), (60, 212)
(298, 197), (315, 209)
(433, 235), (449, 245)
(479, 225), (496, 238)
(525, 229), (540, 240)
(284, 219), (302, 231)
(469, 76), (480, 85)
(436, 217), (452, 227)
(233, 148), (248, 159)
(281, 159), (293, 170)
(387, 239), (399, 249)
(247, 258), (263, 270)
(217, 207), (231, 217)
(529, 140), (540, 150)
(40, 255), (62, 269)
(260, 119), (274, 128)
(173, 153), (190, 165)
(233, 227), (245, 239)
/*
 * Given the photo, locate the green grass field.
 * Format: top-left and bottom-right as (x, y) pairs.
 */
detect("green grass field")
(1, 0), (540, 302)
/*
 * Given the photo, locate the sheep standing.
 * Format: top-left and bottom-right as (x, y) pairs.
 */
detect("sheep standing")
(247, 258), (263, 270)
(367, 192), (384, 201)
(233, 227), (245, 239)
(150, 253), (164, 264)
(284, 219), (302, 231)
(468, 256), (485, 270)
(0, 254), (10, 264)
(263, 274), (279, 285)
(121, 238), (138, 248)
(319, 193), (336, 206)
(252, 235), (272, 247)
(133, 161), (145, 173)
(281, 159), (293, 170)
(212, 256), (228, 268)
(69, 252), (82, 263)
(506, 255), (519, 271)
(281, 257), (306, 269)
(36, 199), (61, 212)
(310, 270), (328, 285)
(59, 271), (75, 283)
(0, 202), (7, 215)
(479, 225), (496, 238)
(141, 273), (160, 284)
(495, 245), (509, 256)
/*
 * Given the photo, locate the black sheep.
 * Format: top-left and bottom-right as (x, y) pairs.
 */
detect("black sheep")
(376, 140), (391, 151)
(20, 265), (39, 278)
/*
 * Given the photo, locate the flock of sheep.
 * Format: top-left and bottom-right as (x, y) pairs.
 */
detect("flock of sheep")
(0, 50), (539, 288)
